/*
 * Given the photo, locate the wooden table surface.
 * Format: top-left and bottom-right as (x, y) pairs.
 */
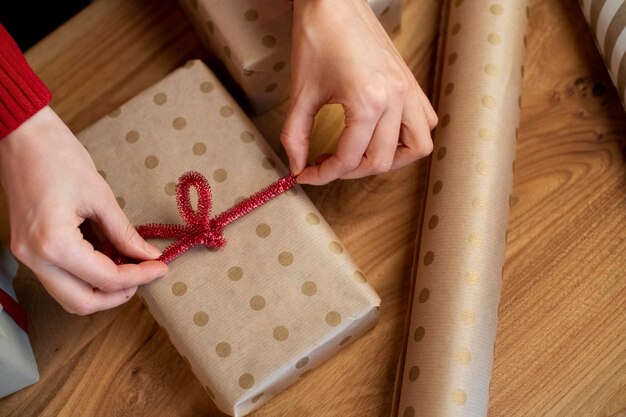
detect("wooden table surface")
(1, 0), (625, 416)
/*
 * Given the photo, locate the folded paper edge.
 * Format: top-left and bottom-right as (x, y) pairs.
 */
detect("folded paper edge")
(232, 303), (381, 417)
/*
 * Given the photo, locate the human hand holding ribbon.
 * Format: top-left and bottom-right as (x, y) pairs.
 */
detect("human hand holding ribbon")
(104, 171), (297, 265)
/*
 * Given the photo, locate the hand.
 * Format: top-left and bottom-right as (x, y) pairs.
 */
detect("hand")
(282, 0), (437, 185)
(0, 106), (168, 315)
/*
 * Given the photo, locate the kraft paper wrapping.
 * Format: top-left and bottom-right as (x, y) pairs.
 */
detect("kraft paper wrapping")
(177, 0), (402, 113)
(393, 1), (528, 416)
(0, 245), (39, 398)
(580, 0), (626, 109)
(76, 60), (380, 417)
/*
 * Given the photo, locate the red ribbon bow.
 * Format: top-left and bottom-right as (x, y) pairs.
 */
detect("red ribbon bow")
(111, 171), (296, 264)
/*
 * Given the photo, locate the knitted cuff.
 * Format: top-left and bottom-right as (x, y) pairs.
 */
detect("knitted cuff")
(0, 24), (52, 139)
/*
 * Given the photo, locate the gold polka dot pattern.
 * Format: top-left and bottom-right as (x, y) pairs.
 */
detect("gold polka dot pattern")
(301, 281), (317, 296)
(295, 357), (309, 369)
(216, 342), (231, 358)
(339, 336), (352, 346)
(261, 157), (276, 170)
(200, 81), (214, 93)
(192, 143), (207, 155)
(240, 130), (255, 143)
(325, 311), (342, 327)
(212, 169), (227, 182)
(262, 35), (277, 48)
(171, 282), (187, 296)
(172, 117), (187, 130)
(244, 9), (258, 21)
(144, 156), (159, 169)
(278, 251), (293, 266)
(306, 213), (320, 225)
(329, 242), (344, 254)
(193, 311), (208, 327)
(125, 130), (139, 143)
(227, 266), (243, 281)
(353, 271), (367, 283)
(164, 182), (176, 196)
(153, 93), (167, 105)
(272, 326), (289, 341)
(219, 106), (234, 118)
(249, 295), (265, 311)
(239, 373), (255, 390)
(255, 223), (271, 238)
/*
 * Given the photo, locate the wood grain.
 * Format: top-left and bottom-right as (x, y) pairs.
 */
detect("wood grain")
(0, 0), (624, 416)
(489, 1), (626, 416)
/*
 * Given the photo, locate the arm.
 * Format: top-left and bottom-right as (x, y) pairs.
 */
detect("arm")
(282, 0), (437, 185)
(0, 25), (167, 315)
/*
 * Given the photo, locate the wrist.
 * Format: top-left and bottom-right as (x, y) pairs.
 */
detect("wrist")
(0, 106), (52, 183)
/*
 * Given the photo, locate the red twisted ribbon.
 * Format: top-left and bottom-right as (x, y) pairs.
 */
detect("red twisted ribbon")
(109, 171), (296, 264)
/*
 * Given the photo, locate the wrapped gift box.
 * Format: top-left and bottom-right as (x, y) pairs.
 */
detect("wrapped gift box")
(0, 245), (39, 398)
(177, 0), (403, 113)
(76, 60), (380, 417)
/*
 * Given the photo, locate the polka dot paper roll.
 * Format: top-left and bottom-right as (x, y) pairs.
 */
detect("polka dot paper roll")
(579, 0), (626, 109)
(77, 60), (380, 417)
(393, 1), (528, 416)
(177, 0), (402, 113)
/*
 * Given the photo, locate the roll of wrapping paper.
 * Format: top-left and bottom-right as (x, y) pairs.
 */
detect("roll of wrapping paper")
(579, 0), (626, 109)
(392, 1), (528, 416)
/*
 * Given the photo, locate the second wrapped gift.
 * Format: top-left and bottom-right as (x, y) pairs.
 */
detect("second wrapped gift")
(177, 0), (403, 113)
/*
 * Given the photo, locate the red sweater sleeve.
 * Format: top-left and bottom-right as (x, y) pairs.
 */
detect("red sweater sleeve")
(0, 24), (52, 139)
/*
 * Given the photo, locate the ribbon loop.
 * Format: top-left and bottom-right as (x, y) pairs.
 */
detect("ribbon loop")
(176, 171), (212, 229)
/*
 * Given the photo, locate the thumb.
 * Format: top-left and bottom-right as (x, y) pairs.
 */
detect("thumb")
(280, 93), (321, 175)
(94, 194), (162, 261)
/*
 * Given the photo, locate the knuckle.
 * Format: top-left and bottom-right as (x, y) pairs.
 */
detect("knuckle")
(429, 113), (439, 129)
(389, 77), (410, 99)
(33, 227), (64, 261)
(98, 276), (124, 293)
(9, 239), (29, 263)
(424, 107), (438, 129)
(68, 298), (97, 316)
(417, 138), (434, 157)
(338, 155), (361, 172)
(370, 157), (393, 174)
(123, 223), (138, 244)
(360, 86), (388, 115)
(280, 130), (297, 147)
(113, 222), (138, 250)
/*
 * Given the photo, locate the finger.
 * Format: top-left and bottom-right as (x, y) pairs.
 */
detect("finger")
(297, 103), (379, 185)
(93, 192), (162, 261)
(415, 84), (438, 129)
(340, 106), (402, 179)
(391, 91), (434, 170)
(34, 263), (138, 315)
(37, 223), (167, 293)
(281, 92), (323, 175)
